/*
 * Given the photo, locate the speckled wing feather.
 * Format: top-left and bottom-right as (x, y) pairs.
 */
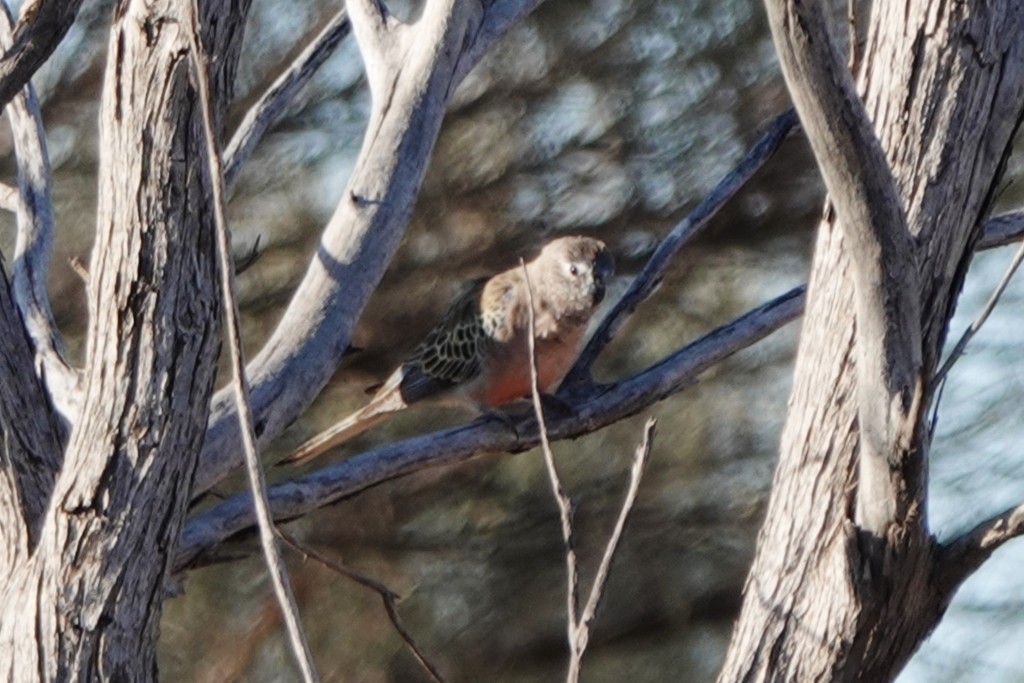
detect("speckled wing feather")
(398, 278), (495, 404)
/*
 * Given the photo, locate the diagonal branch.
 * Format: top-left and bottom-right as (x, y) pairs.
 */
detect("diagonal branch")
(564, 108), (797, 388)
(224, 10), (351, 188)
(278, 531), (446, 683)
(175, 285), (805, 570)
(0, 0), (85, 111)
(765, 0), (922, 535)
(195, 0), (549, 497)
(177, 209), (1024, 572)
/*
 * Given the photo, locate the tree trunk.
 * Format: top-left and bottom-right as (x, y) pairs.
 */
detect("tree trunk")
(0, 1), (250, 678)
(720, 2), (1024, 681)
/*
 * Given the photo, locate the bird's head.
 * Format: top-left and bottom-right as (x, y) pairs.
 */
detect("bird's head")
(532, 236), (615, 318)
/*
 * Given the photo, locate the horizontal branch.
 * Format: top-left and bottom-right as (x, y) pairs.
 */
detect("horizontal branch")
(176, 285), (805, 570)
(176, 207), (1024, 571)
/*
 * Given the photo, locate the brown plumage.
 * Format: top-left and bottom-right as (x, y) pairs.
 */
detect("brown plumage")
(282, 236), (614, 465)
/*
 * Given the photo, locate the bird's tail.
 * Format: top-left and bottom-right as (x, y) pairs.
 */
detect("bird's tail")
(279, 384), (408, 465)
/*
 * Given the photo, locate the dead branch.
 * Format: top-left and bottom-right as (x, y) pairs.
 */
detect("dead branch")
(186, 6), (318, 680)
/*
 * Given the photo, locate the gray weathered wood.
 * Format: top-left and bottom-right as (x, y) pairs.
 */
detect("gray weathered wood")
(719, 1), (1024, 680)
(0, 0), (252, 677)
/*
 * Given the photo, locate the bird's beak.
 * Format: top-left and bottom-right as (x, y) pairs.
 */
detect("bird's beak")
(592, 248), (615, 305)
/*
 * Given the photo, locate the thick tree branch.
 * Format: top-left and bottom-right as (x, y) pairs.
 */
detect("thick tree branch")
(0, 262), (62, 554)
(0, 0), (85, 111)
(195, 0), (548, 496)
(0, 3), (79, 425)
(224, 9), (350, 188)
(765, 0), (922, 535)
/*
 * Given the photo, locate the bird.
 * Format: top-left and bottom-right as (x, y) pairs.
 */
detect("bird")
(281, 235), (614, 465)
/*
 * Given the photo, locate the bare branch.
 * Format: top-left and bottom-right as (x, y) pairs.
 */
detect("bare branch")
(938, 500), (1024, 596)
(176, 285), (804, 570)
(347, 0), (401, 101)
(0, 2), (79, 423)
(576, 417), (654, 657)
(195, 0), (547, 497)
(0, 0), (85, 111)
(564, 108), (797, 389)
(765, 0), (922, 535)
(521, 259), (582, 681)
(224, 10), (351, 188)
(177, 204), (1024, 571)
(977, 210), (1024, 249)
(0, 262), (62, 545)
(278, 531), (446, 683)
(186, 7), (318, 681)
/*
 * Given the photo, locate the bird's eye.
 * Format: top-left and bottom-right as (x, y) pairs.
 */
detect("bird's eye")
(569, 265), (579, 277)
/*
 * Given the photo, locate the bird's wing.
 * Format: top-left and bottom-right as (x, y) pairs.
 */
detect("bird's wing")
(398, 278), (495, 404)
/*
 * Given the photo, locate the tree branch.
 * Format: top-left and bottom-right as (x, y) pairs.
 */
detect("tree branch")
(0, 181), (18, 212)
(0, 2), (79, 425)
(0, 0), (85, 111)
(0, 261), (62, 549)
(522, 259), (582, 680)
(176, 285), (804, 570)
(564, 108), (797, 389)
(176, 209), (1024, 571)
(187, 6), (318, 680)
(224, 9), (351, 188)
(938, 500), (1024, 596)
(194, 0), (548, 497)
(764, 0), (922, 535)
(278, 531), (446, 683)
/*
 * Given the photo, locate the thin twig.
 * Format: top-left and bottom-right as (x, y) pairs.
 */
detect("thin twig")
(277, 530), (446, 683)
(575, 417), (655, 654)
(935, 237), (1024, 384)
(224, 9), (350, 188)
(185, 4), (319, 682)
(520, 259), (582, 679)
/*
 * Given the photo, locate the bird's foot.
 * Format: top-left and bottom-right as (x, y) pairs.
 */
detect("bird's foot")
(484, 409), (521, 439)
(538, 393), (579, 422)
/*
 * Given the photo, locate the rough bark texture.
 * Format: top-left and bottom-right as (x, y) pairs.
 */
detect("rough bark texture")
(720, 2), (1024, 681)
(0, 0), (251, 678)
